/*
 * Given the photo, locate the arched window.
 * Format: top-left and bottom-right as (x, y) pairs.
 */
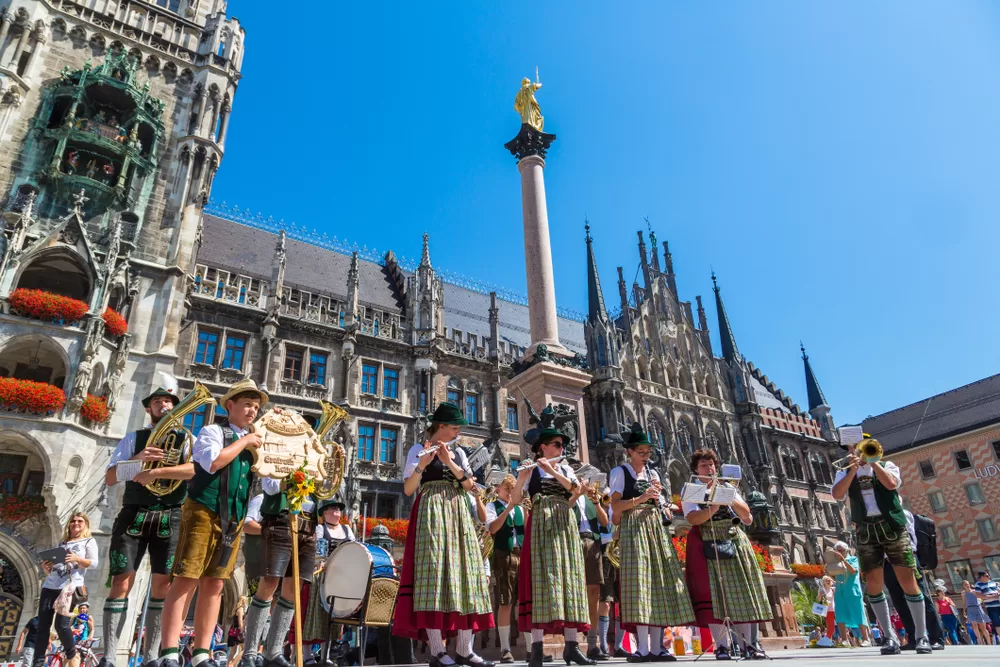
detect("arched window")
(597, 334), (607, 366)
(676, 422), (693, 454)
(789, 450), (804, 480)
(16, 250), (92, 301)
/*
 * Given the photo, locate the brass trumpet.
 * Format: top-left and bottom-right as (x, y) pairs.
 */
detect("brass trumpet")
(832, 436), (884, 470)
(586, 482), (611, 506)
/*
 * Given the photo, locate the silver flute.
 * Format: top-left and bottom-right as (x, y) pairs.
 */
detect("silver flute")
(516, 454), (566, 471)
(417, 437), (461, 457)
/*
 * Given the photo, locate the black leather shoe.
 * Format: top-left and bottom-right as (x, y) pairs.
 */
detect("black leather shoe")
(626, 654), (648, 663)
(98, 659), (116, 667)
(264, 657), (292, 667)
(880, 640), (900, 656)
(915, 638), (932, 655)
(563, 642), (596, 666)
(254, 656), (265, 667)
(900, 642), (916, 651)
(543, 656), (553, 663)
(714, 646), (731, 661)
(456, 654), (495, 667)
(238, 656), (257, 667)
(613, 648), (629, 658)
(499, 650), (514, 664)
(429, 653), (452, 667)
(157, 660), (179, 667)
(529, 642), (545, 667)
(586, 647), (609, 661)
(653, 652), (677, 662)
(930, 641), (944, 651)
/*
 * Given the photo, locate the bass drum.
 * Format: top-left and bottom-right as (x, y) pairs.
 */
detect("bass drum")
(321, 542), (396, 617)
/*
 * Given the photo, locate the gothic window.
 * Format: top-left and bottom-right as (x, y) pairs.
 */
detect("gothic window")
(221, 334), (245, 370)
(380, 427), (398, 464)
(358, 424), (376, 461)
(780, 448), (793, 479)
(182, 405), (209, 436)
(507, 403), (519, 431)
(307, 352), (328, 385)
(597, 335), (607, 366)
(676, 422), (693, 454)
(361, 363), (378, 394)
(284, 347), (304, 381)
(195, 330), (219, 365)
(156, 0), (181, 11)
(465, 393), (479, 424)
(786, 450), (803, 480)
(382, 367), (399, 399)
(447, 378), (462, 406)
(705, 428), (720, 451)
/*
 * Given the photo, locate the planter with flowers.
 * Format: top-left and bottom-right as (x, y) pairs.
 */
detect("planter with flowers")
(0, 494), (46, 526)
(751, 541), (776, 573)
(790, 563), (826, 579)
(80, 394), (110, 424)
(0, 377), (66, 414)
(102, 308), (128, 337)
(8, 288), (89, 325)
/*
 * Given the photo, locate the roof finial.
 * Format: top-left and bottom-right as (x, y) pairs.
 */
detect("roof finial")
(584, 215), (591, 241)
(420, 232), (431, 268)
(711, 270), (718, 291)
(800, 340), (807, 358)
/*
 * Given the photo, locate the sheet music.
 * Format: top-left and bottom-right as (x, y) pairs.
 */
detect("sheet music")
(681, 482), (708, 504)
(711, 484), (738, 506)
(838, 426), (864, 447)
(116, 459), (142, 482)
(486, 469), (508, 486)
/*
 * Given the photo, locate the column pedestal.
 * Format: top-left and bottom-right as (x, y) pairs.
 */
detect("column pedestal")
(504, 361), (592, 464)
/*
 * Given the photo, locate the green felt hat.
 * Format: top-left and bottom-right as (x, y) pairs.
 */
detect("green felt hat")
(318, 498), (347, 513)
(531, 427), (568, 453)
(142, 387), (180, 408)
(429, 402), (468, 425)
(626, 424), (653, 447)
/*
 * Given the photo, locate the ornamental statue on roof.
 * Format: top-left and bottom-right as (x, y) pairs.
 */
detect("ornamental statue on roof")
(514, 68), (545, 131)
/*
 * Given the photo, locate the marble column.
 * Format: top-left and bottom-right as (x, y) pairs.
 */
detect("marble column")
(505, 124), (564, 356)
(7, 24), (30, 69)
(0, 15), (14, 60)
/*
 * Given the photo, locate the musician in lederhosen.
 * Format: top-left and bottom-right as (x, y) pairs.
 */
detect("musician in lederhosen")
(513, 428), (594, 667)
(302, 499), (356, 661)
(393, 403), (495, 667)
(242, 474), (319, 667)
(574, 481), (610, 661)
(485, 475), (526, 664)
(682, 449), (770, 661)
(102, 384), (193, 667)
(609, 426), (693, 662)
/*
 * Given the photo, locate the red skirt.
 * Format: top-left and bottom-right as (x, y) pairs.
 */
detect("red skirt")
(392, 491), (495, 641)
(516, 509), (591, 634)
(684, 524), (722, 626)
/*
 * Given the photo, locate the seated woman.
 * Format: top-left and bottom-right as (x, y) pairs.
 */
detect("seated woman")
(682, 450), (771, 661)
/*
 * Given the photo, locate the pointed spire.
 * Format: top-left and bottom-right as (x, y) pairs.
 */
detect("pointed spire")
(662, 240), (677, 296)
(489, 291), (500, 358)
(617, 266), (630, 320)
(585, 219), (608, 324)
(801, 342), (829, 410)
(712, 272), (741, 364)
(420, 232), (432, 268)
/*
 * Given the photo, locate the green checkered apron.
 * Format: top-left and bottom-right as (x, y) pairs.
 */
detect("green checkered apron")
(700, 518), (773, 622)
(619, 505), (694, 627)
(412, 480), (492, 614)
(529, 494), (590, 626)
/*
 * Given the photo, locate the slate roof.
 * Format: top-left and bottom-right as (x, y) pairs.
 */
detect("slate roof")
(199, 214), (586, 353)
(862, 373), (1000, 453)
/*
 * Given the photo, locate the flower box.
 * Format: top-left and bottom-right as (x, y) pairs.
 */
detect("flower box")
(81, 394), (110, 423)
(8, 288), (89, 324)
(751, 541), (776, 573)
(0, 494), (46, 525)
(0, 377), (66, 414)
(790, 562), (826, 579)
(102, 307), (128, 337)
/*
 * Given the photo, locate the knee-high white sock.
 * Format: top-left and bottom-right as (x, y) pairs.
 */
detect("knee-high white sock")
(598, 616), (610, 652)
(709, 623), (728, 648)
(523, 631), (533, 648)
(427, 629), (454, 664)
(499, 626), (511, 652)
(457, 629), (474, 657)
(635, 626), (650, 656)
(564, 627), (578, 643)
(614, 619), (624, 650)
(531, 629), (544, 644)
(652, 627), (664, 655)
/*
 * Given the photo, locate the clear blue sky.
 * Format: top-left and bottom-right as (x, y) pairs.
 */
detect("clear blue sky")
(213, 1), (1000, 426)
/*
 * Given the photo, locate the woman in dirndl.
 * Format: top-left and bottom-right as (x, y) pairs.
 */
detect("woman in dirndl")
(513, 428), (595, 667)
(609, 426), (694, 662)
(682, 449), (771, 661)
(301, 499), (356, 661)
(393, 403), (495, 667)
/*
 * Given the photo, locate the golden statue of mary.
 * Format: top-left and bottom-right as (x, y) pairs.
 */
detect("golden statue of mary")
(514, 76), (544, 131)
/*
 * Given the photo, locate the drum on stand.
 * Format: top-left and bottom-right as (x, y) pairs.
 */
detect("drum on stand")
(321, 542), (396, 617)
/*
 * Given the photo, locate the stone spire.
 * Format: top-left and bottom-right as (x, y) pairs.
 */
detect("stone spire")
(585, 221), (608, 324)
(616, 267), (630, 321)
(696, 295), (712, 353)
(489, 291), (501, 359)
(268, 230), (286, 306)
(420, 231), (432, 268)
(637, 231), (652, 295)
(712, 272), (740, 364)
(648, 227), (661, 273)
(801, 343), (838, 441)
(662, 240), (677, 296)
(345, 251), (359, 326)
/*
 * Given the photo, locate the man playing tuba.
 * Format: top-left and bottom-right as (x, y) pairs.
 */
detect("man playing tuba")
(101, 381), (197, 667)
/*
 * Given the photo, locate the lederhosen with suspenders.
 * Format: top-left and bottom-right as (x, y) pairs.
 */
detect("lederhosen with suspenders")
(490, 498), (526, 608)
(616, 465), (693, 630)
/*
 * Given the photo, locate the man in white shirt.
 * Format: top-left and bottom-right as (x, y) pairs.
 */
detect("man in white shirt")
(831, 435), (930, 656)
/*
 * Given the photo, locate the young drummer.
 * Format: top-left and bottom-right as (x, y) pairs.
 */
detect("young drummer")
(157, 380), (266, 667)
(393, 403), (495, 667)
(485, 475), (526, 664)
(242, 470), (319, 667)
(609, 427), (693, 662)
(512, 429), (594, 667)
(102, 383), (193, 667)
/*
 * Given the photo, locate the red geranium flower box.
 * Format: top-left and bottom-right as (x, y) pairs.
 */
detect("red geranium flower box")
(790, 562), (826, 579)
(81, 394), (110, 423)
(102, 308), (128, 337)
(0, 377), (66, 414)
(751, 541), (776, 573)
(0, 495), (46, 525)
(8, 288), (89, 324)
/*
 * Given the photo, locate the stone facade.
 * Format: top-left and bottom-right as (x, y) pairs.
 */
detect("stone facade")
(0, 0), (243, 655)
(863, 374), (1000, 592)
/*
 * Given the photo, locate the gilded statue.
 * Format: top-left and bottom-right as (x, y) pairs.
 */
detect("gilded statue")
(514, 71), (544, 131)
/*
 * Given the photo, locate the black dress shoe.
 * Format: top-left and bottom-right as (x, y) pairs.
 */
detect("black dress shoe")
(613, 648), (630, 658)
(900, 642), (916, 651)
(714, 646), (731, 661)
(880, 639), (900, 656)
(238, 656), (256, 667)
(543, 656), (554, 663)
(653, 652), (677, 662)
(914, 637), (932, 655)
(157, 660), (179, 667)
(563, 641), (596, 666)
(626, 654), (648, 663)
(586, 647), (609, 661)
(429, 653), (452, 667)
(264, 657), (292, 667)
(254, 656), (265, 667)
(930, 641), (944, 651)
(456, 654), (495, 667)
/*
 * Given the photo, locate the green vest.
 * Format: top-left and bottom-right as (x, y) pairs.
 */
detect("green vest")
(847, 463), (906, 530)
(261, 490), (317, 520)
(122, 429), (188, 508)
(492, 499), (525, 551)
(573, 497), (601, 541)
(188, 425), (255, 522)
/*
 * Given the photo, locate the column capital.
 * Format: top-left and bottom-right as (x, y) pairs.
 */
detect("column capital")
(504, 123), (556, 162)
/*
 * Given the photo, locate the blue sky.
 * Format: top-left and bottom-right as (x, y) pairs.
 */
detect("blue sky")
(213, 2), (1000, 425)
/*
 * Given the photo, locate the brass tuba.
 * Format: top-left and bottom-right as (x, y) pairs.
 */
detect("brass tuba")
(478, 524), (495, 561)
(606, 531), (620, 569)
(313, 400), (350, 500)
(142, 382), (216, 497)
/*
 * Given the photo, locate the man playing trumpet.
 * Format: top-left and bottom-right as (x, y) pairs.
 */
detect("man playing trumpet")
(831, 435), (931, 655)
